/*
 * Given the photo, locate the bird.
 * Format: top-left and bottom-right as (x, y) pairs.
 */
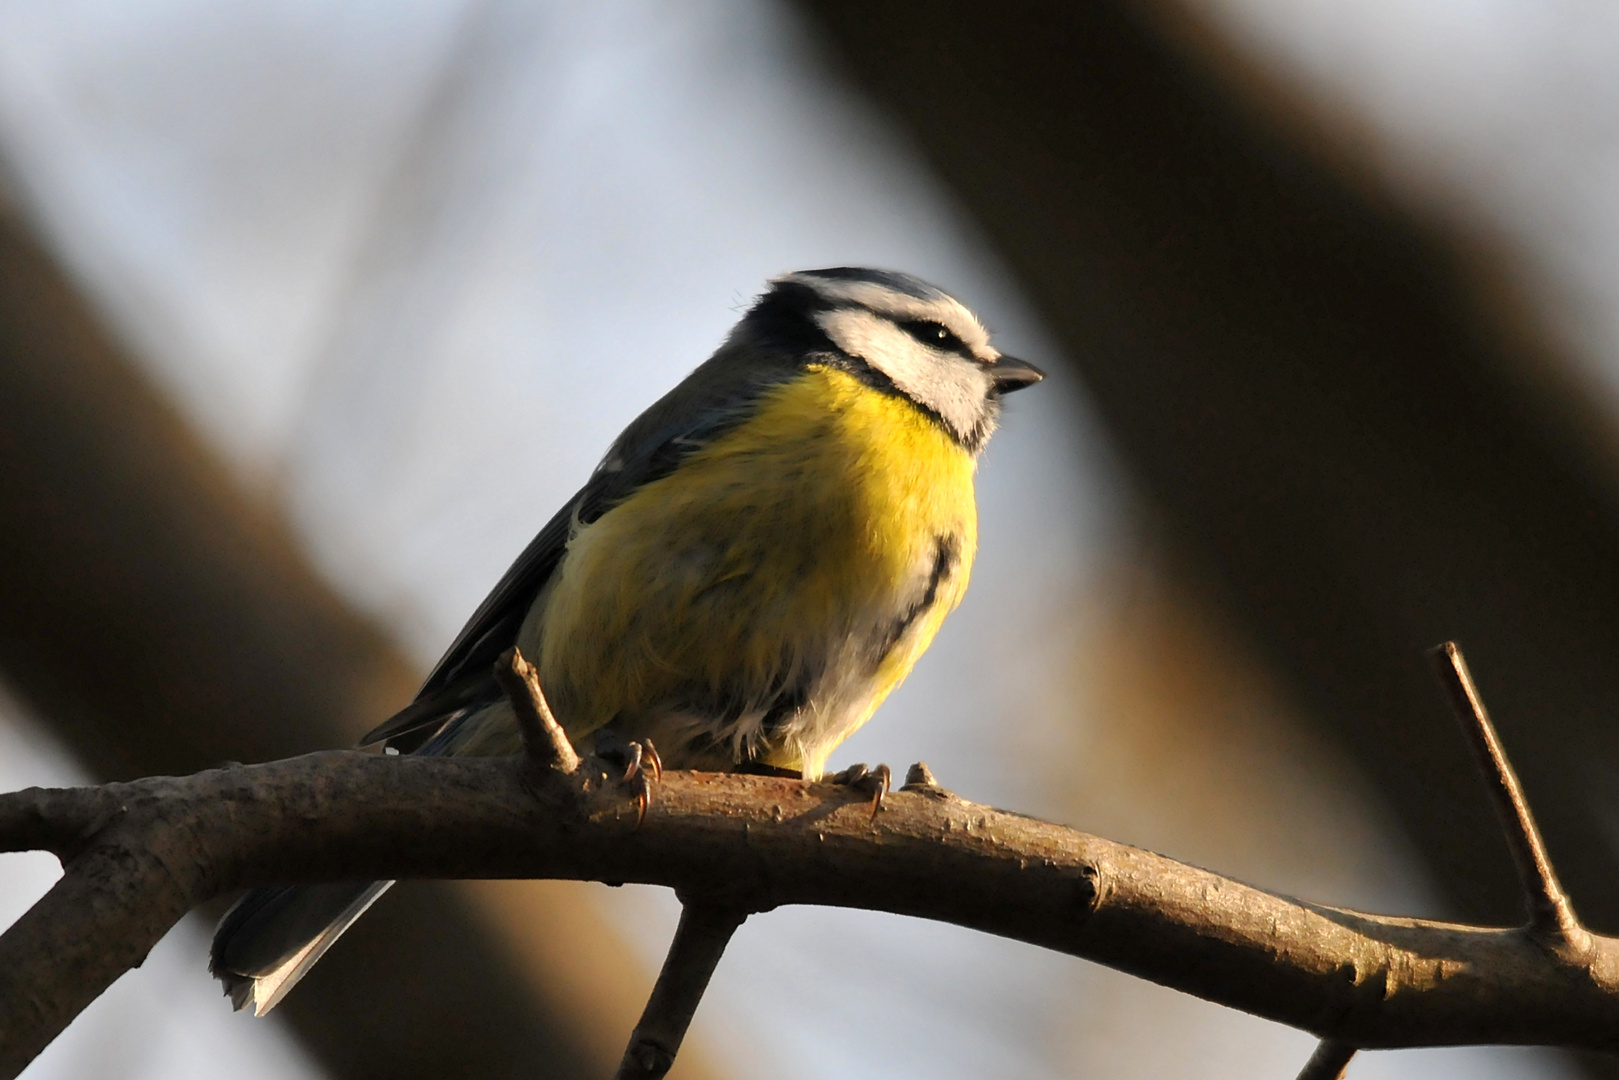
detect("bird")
(209, 266), (1044, 1015)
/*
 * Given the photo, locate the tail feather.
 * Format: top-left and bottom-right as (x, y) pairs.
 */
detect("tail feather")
(210, 696), (512, 1014)
(211, 880), (393, 1015)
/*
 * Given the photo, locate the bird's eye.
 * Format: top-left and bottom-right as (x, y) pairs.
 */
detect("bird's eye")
(901, 320), (965, 352)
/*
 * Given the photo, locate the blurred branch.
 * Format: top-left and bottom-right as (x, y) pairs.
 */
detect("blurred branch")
(4, 646), (1618, 1078)
(797, 7), (1619, 1075)
(0, 185), (684, 1077)
(796, 0), (1619, 946)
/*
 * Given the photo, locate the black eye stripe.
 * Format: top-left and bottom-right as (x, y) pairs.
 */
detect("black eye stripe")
(899, 319), (967, 353)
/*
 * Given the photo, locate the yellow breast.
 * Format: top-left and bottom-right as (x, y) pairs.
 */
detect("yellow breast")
(525, 365), (978, 778)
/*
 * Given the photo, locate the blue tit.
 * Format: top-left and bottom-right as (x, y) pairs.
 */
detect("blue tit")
(209, 267), (1043, 1014)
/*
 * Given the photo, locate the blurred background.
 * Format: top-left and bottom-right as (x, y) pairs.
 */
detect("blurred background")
(0, 1), (1616, 1077)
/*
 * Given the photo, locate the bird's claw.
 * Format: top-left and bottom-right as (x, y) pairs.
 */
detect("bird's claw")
(627, 738), (661, 826)
(591, 735), (662, 826)
(831, 762), (891, 823)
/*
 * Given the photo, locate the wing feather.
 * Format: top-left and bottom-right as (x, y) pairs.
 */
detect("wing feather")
(360, 350), (800, 748)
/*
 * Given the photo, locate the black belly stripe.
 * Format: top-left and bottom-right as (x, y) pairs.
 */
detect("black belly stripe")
(872, 533), (961, 667)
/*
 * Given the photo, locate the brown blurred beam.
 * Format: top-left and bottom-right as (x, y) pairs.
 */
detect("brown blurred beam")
(797, 0), (1619, 953)
(0, 220), (405, 777)
(0, 200), (683, 1078)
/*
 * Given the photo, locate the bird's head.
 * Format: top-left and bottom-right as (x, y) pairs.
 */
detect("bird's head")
(744, 267), (1043, 452)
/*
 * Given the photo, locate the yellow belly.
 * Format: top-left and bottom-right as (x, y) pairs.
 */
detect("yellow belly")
(523, 365), (977, 778)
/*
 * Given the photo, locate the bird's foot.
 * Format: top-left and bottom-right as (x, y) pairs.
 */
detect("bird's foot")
(830, 762), (891, 823)
(590, 734), (663, 826)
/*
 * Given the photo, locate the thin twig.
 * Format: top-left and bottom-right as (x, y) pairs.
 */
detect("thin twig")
(1295, 1039), (1356, 1080)
(1428, 642), (1584, 943)
(494, 647), (579, 773)
(614, 903), (746, 1080)
(902, 761), (938, 788)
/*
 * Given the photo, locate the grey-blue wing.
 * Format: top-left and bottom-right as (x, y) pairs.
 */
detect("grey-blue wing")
(423, 499), (580, 697)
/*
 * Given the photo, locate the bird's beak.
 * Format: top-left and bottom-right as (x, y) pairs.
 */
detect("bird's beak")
(990, 355), (1045, 394)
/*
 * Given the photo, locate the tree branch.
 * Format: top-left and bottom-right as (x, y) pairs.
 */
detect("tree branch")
(1, 645), (1612, 1078)
(1278, 641), (1600, 1078)
(2, 736), (1618, 1076)
(1295, 1040), (1356, 1080)
(614, 902), (745, 1080)
(1429, 642), (1588, 947)
(493, 647), (581, 774)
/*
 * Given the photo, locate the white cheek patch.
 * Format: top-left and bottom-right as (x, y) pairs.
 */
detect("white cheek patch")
(815, 307), (994, 444)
